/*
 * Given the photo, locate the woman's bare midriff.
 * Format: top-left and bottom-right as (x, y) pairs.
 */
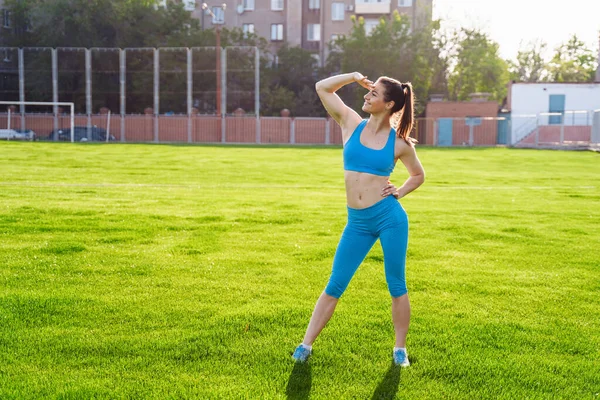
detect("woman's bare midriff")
(344, 170), (392, 209)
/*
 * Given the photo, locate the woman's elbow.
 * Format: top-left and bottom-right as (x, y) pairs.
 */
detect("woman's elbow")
(315, 81), (324, 92)
(414, 172), (425, 186)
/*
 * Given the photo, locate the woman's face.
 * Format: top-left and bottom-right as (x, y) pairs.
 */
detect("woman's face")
(362, 80), (393, 114)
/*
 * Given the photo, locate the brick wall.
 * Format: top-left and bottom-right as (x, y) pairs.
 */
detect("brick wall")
(424, 101), (499, 145)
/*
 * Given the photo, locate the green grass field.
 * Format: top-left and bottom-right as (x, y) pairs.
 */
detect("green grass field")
(0, 142), (599, 399)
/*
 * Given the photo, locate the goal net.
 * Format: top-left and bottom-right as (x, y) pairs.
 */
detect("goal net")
(0, 101), (75, 142)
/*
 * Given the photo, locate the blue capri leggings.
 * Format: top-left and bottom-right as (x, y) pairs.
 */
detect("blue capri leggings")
(325, 196), (409, 299)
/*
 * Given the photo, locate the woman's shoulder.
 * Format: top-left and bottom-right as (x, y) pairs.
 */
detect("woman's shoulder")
(394, 135), (417, 156)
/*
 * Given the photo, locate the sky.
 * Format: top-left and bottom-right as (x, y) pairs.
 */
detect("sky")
(432, 0), (600, 61)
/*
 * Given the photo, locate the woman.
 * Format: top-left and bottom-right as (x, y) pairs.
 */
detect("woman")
(292, 72), (425, 367)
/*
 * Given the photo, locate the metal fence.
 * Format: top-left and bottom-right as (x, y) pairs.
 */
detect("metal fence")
(0, 114), (489, 145)
(2, 112), (599, 146)
(1, 47), (598, 148)
(0, 46), (259, 117)
(512, 110), (599, 148)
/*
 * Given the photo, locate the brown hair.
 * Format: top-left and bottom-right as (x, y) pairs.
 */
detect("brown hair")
(378, 77), (416, 145)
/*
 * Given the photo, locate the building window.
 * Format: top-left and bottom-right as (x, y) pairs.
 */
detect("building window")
(211, 7), (225, 24)
(309, 0), (320, 10)
(364, 19), (379, 35)
(183, 0), (196, 11)
(3, 10), (11, 28)
(271, 24), (284, 41)
(331, 34), (341, 41)
(357, 0), (391, 3)
(243, 23), (255, 36)
(243, 0), (255, 10)
(307, 24), (321, 41)
(3, 49), (11, 62)
(398, 0), (413, 6)
(331, 3), (344, 21)
(271, 0), (284, 11)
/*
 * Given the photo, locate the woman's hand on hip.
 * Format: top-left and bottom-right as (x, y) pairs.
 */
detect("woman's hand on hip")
(381, 181), (400, 199)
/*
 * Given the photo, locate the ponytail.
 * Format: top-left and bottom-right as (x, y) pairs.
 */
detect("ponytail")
(397, 83), (416, 145)
(379, 77), (417, 145)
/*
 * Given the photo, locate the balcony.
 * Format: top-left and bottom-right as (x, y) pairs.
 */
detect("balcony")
(355, 1), (391, 14)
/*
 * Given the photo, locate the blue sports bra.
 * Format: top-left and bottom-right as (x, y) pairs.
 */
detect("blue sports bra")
(343, 120), (397, 176)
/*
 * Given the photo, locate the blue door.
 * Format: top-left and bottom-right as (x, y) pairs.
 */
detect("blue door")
(549, 94), (565, 125)
(438, 118), (453, 146)
(497, 112), (510, 145)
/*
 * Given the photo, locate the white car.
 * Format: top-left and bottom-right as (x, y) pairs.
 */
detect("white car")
(0, 129), (37, 141)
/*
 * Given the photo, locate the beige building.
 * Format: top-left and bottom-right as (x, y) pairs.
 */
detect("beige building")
(193, 0), (433, 65)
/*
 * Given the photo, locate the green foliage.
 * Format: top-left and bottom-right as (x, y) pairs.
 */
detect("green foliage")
(269, 45), (319, 95)
(325, 12), (446, 115)
(260, 45), (324, 117)
(326, 11), (411, 112)
(508, 41), (549, 82)
(447, 28), (509, 102)
(547, 34), (597, 83)
(3, 0), (204, 48)
(295, 86), (326, 117)
(260, 85), (297, 116)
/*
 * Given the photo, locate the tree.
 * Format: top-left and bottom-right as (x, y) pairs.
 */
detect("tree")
(508, 41), (549, 82)
(447, 28), (509, 102)
(406, 19), (448, 110)
(2, 0), (274, 114)
(259, 45), (324, 117)
(295, 86), (325, 117)
(326, 12), (411, 112)
(2, 0), (205, 48)
(261, 85), (296, 117)
(325, 11), (445, 115)
(547, 34), (597, 82)
(268, 45), (319, 95)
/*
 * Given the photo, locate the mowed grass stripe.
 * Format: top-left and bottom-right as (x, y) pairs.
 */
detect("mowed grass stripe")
(0, 142), (599, 399)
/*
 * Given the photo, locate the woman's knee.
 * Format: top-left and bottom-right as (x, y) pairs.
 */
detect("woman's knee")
(324, 281), (345, 299)
(388, 285), (408, 298)
(385, 267), (407, 297)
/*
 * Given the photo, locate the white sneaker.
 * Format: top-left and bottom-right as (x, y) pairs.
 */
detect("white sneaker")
(393, 348), (410, 367)
(292, 344), (311, 363)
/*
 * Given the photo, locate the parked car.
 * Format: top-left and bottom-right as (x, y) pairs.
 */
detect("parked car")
(47, 126), (116, 142)
(0, 128), (37, 141)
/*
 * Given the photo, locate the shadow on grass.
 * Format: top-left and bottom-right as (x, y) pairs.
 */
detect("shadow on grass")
(285, 362), (312, 400)
(371, 362), (401, 400)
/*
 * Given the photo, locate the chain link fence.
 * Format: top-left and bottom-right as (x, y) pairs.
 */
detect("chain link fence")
(1, 46), (598, 147)
(0, 46), (259, 116)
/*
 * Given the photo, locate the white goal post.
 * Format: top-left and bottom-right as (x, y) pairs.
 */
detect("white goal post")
(1, 101), (75, 142)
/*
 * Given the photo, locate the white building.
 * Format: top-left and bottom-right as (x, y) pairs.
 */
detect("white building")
(508, 82), (600, 145)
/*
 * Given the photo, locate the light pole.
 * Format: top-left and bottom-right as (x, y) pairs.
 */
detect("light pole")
(201, 3), (226, 117)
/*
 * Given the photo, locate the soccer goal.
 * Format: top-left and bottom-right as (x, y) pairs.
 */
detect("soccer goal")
(0, 101), (75, 142)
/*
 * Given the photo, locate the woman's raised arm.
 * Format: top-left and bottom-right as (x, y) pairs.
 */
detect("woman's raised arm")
(315, 72), (372, 130)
